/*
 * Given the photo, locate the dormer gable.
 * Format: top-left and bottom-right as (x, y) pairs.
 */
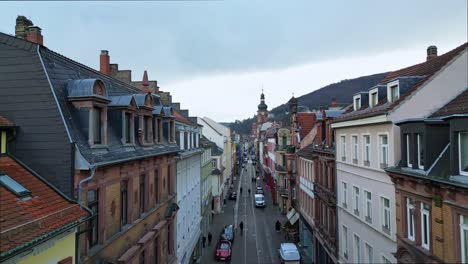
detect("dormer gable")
(368, 85), (387, 107)
(134, 93), (154, 112)
(386, 76), (426, 103)
(66, 79), (110, 104)
(353, 92), (368, 111)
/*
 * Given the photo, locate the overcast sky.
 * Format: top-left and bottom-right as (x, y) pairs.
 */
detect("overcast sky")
(1, 1), (466, 122)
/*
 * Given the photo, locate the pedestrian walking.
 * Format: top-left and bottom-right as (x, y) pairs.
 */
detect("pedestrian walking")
(275, 220), (281, 232)
(202, 236), (206, 248)
(248, 188), (251, 195)
(239, 221), (244, 236)
(240, 187), (243, 194)
(208, 232), (212, 246)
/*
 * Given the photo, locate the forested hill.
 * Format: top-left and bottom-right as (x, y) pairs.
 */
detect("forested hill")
(227, 72), (388, 135)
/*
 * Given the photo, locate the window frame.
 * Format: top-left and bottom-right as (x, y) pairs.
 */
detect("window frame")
(341, 135), (346, 161)
(387, 80), (400, 103)
(417, 133), (424, 169)
(369, 89), (378, 107)
(92, 107), (102, 144)
(459, 132), (468, 176)
(378, 134), (389, 168)
(352, 135), (358, 163)
(421, 202), (430, 250)
(87, 189), (99, 247)
(139, 174), (146, 217)
(364, 242), (373, 264)
(381, 196), (391, 235)
(363, 134), (371, 165)
(342, 225), (348, 259)
(364, 190), (372, 223)
(353, 233), (361, 263)
(353, 185), (360, 216)
(406, 134), (412, 168)
(461, 215), (468, 263)
(407, 198), (415, 241)
(120, 181), (128, 228)
(342, 181), (348, 208)
(354, 95), (361, 111)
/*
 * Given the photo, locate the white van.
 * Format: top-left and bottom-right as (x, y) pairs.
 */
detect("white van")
(254, 194), (265, 208)
(278, 243), (300, 264)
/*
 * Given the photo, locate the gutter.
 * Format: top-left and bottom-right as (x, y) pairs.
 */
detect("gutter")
(36, 45), (72, 143)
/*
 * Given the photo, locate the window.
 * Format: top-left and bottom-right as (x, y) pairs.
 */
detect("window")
(353, 186), (360, 216)
(382, 197), (391, 234)
(120, 181), (128, 227)
(88, 189), (99, 247)
(167, 164), (172, 195)
(407, 198), (415, 241)
(461, 215), (468, 263)
(342, 225), (348, 259)
(341, 136), (346, 161)
(459, 132), (468, 176)
(354, 97), (361, 111)
(139, 174), (145, 216)
(212, 159), (217, 169)
(144, 116), (151, 143)
(389, 85), (399, 102)
(155, 170), (159, 204)
(370, 91), (378, 107)
(406, 134), (412, 167)
(139, 250), (145, 264)
(363, 135), (370, 165)
(417, 133), (424, 169)
(364, 190), (372, 223)
(342, 182), (348, 208)
(156, 118), (162, 143)
(352, 136), (358, 163)
(282, 136), (287, 147)
(379, 135), (388, 168)
(353, 234), (361, 263)
(93, 107), (102, 144)
(382, 256), (392, 264)
(169, 120), (175, 142)
(365, 243), (373, 264)
(154, 237), (159, 263)
(421, 203), (430, 250)
(124, 112), (132, 143)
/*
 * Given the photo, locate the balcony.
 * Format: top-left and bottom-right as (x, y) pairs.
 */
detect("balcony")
(278, 188), (289, 197)
(275, 145), (288, 152)
(275, 163), (287, 172)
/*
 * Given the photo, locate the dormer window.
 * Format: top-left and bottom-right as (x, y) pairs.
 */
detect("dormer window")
(387, 80), (400, 103)
(370, 91), (378, 107)
(169, 120), (175, 143)
(123, 112), (134, 144)
(134, 93), (154, 146)
(143, 116), (152, 143)
(92, 107), (102, 144)
(417, 133), (424, 169)
(459, 132), (468, 176)
(406, 134), (412, 168)
(353, 95), (361, 111)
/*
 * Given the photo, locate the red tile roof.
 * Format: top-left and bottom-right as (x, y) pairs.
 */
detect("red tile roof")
(297, 112), (317, 139)
(430, 89), (468, 118)
(0, 156), (89, 256)
(334, 42), (468, 122)
(0, 116), (14, 127)
(173, 109), (193, 126)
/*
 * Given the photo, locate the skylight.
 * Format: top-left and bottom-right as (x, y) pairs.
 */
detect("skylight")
(0, 170), (32, 200)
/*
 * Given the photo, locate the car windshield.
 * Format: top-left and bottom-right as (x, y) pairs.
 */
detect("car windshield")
(224, 227), (233, 235)
(219, 243), (230, 250)
(255, 197), (263, 201)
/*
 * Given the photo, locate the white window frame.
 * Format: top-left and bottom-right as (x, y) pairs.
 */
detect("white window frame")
(417, 133), (424, 169)
(421, 202), (430, 250)
(378, 133), (389, 167)
(381, 196), (391, 234)
(352, 135), (358, 162)
(353, 233), (361, 263)
(363, 134), (371, 164)
(342, 181), (348, 208)
(342, 225), (349, 259)
(459, 132), (468, 176)
(341, 135), (346, 161)
(387, 80), (400, 103)
(461, 215), (468, 263)
(364, 242), (373, 264)
(353, 95), (361, 111)
(369, 88), (378, 107)
(407, 198), (415, 241)
(364, 190), (372, 223)
(353, 185), (360, 216)
(406, 134), (412, 167)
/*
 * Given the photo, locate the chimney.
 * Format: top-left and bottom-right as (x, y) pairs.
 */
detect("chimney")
(25, 26), (43, 45)
(15, 15), (33, 39)
(141, 70), (149, 93)
(100, 50), (110, 75)
(331, 97), (337, 107)
(427, 45), (438, 61)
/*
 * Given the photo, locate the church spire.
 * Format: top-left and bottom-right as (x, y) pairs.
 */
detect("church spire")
(258, 90), (268, 111)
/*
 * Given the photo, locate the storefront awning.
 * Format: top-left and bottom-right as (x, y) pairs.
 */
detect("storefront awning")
(286, 208), (296, 220)
(289, 212), (299, 225)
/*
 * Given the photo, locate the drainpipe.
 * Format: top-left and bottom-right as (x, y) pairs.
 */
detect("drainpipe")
(76, 165), (97, 264)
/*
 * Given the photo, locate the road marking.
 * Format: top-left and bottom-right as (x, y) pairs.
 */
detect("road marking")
(248, 162), (262, 264)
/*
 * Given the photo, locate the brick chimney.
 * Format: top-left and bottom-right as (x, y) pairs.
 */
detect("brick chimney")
(100, 50), (110, 75)
(141, 70), (149, 93)
(25, 26), (43, 45)
(427, 45), (438, 61)
(331, 97), (337, 107)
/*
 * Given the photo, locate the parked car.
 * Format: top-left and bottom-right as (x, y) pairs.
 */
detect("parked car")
(215, 240), (232, 261)
(256, 189), (264, 195)
(220, 225), (235, 242)
(254, 194), (266, 208)
(278, 243), (300, 264)
(228, 191), (237, 200)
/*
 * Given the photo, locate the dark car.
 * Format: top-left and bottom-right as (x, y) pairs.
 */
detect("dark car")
(220, 224), (235, 243)
(215, 240), (232, 261)
(228, 191), (237, 200)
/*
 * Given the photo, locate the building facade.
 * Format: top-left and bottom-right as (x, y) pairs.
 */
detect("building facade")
(331, 43), (467, 264)
(199, 137), (213, 238)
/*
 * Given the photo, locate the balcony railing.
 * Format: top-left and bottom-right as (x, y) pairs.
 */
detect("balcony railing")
(275, 164), (287, 172)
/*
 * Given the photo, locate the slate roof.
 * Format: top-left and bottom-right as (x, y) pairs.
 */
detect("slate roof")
(210, 141), (223, 156)
(334, 42), (468, 122)
(0, 33), (180, 165)
(296, 143), (315, 159)
(0, 155), (89, 259)
(0, 116), (14, 127)
(430, 88), (468, 118)
(173, 109), (194, 126)
(297, 112), (316, 139)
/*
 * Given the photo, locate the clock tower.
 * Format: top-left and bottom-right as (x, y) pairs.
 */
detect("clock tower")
(257, 91), (268, 124)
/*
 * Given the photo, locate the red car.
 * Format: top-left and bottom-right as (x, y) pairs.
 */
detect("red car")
(215, 240), (232, 261)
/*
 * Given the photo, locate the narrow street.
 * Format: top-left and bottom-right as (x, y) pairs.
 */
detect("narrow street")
(201, 159), (287, 264)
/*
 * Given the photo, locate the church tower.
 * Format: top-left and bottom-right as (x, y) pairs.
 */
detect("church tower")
(257, 91), (268, 124)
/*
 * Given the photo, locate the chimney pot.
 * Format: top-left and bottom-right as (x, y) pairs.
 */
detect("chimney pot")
(100, 50), (110, 75)
(427, 45), (438, 61)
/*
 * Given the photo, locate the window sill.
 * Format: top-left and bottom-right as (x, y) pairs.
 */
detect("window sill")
(342, 203), (347, 209)
(90, 144), (108, 149)
(364, 161), (370, 167)
(341, 157), (346, 162)
(382, 226), (391, 235)
(380, 163), (388, 169)
(365, 216), (372, 224)
(353, 159), (358, 164)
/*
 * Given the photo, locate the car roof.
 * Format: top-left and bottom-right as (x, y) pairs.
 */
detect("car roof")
(280, 243), (300, 260)
(254, 194), (264, 198)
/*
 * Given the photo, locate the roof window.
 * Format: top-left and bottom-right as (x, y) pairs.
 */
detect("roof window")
(0, 171), (32, 200)
(353, 95), (361, 111)
(387, 80), (400, 103)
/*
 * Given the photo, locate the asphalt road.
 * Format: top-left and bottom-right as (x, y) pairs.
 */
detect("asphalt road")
(201, 159), (287, 264)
